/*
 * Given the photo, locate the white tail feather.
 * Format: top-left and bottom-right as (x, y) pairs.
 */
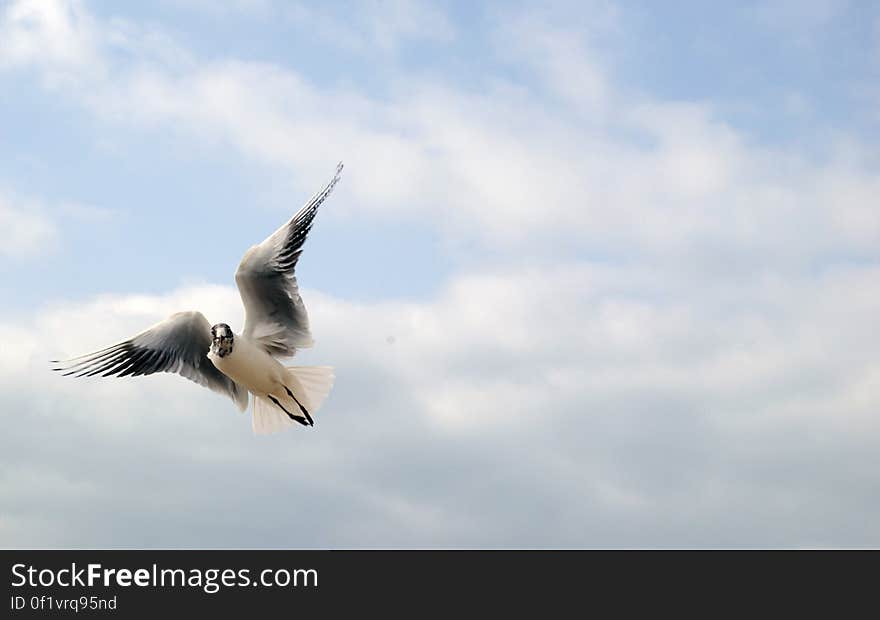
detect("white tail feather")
(252, 394), (297, 435)
(251, 366), (335, 435)
(286, 365), (334, 412)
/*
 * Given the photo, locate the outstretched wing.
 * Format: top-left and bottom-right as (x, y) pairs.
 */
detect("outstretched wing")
(235, 162), (343, 357)
(52, 311), (249, 411)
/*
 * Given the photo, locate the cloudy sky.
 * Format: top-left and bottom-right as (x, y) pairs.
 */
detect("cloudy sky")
(1, 0), (879, 548)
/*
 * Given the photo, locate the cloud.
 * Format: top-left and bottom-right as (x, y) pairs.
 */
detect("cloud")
(0, 189), (115, 262)
(284, 0), (456, 53)
(2, 0), (880, 548)
(0, 193), (59, 260)
(3, 254), (880, 547)
(2, 0), (877, 266)
(164, 0), (456, 52)
(492, 2), (618, 115)
(0, 0), (104, 84)
(163, 0), (273, 17)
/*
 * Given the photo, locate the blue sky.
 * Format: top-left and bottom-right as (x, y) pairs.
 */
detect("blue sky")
(2, 0), (877, 310)
(2, 0), (880, 548)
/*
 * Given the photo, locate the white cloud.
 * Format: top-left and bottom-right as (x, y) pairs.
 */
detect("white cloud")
(1, 0), (877, 263)
(2, 0), (880, 547)
(286, 0), (456, 52)
(163, 0), (273, 17)
(0, 0), (104, 84)
(0, 194), (58, 260)
(0, 189), (115, 261)
(164, 0), (456, 52)
(492, 2), (617, 115)
(2, 255), (880, 546)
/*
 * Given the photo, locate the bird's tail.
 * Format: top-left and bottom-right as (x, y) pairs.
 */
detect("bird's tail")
(252, 366), (335, 435)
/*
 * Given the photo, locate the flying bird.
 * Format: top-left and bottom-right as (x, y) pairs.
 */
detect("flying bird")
(52, 163), (343, 435)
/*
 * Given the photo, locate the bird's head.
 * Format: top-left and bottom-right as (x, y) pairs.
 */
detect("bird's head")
(210, 323), (234, 357)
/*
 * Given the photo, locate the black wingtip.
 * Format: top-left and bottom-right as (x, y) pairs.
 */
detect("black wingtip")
(330, 161), (343, 185)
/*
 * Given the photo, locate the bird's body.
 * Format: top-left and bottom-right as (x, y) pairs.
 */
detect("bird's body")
(53, 163), (343, 434)
(207, 330), (331, 429)
(208, 330), (284, 398)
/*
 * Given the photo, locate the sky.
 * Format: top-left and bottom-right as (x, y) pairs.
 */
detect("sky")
(1, 0), (879, 548)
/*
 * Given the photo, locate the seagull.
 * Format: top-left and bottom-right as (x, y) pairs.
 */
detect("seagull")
(52, 163), (343, 435)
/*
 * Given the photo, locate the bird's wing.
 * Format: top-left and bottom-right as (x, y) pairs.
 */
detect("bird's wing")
(52, 310), (249, 411)
(235, 162), (343, 357)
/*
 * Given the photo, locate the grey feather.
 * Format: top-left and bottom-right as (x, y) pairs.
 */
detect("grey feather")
(235, 162), (343, 357)
(52, 311), (249, 411)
